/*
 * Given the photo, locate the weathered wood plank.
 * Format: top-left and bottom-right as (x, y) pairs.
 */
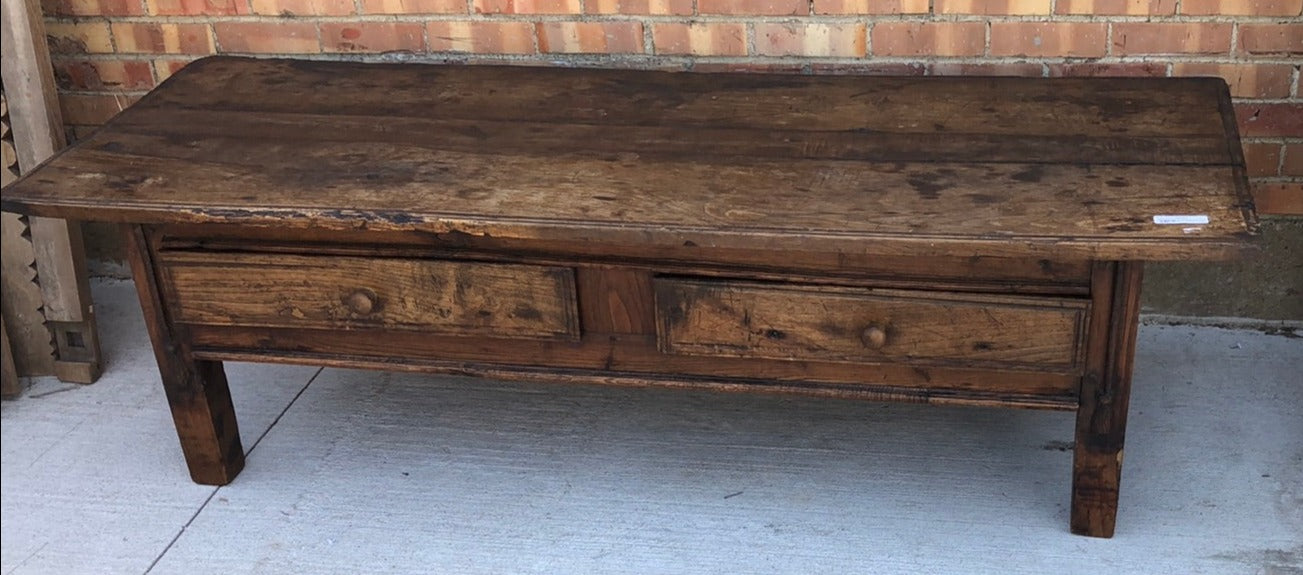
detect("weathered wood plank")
(31, 216), (101, 383)
(655, 279), (1088, 371)
(0, 4), (56, 380)
(1, 315), (22, 398)
(154, 225), (1096, 294)
(1, 0), (101, 383)
(194, 346), (1078, 411)
(137, 58), (1229, 139)
(160, 252), (580, 340)
(0, 0), (63, 170)
(0, 211), (54, 375)
(183, 325), (1082, 402)
(3, 142), (1255, 261)
(114, 107), (1234, 167)
(0, 57), (1255, 261)
(1215, 82), (1261, 226)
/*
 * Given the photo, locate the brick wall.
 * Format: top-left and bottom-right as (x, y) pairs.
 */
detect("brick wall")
(41, 0), (1302, 213)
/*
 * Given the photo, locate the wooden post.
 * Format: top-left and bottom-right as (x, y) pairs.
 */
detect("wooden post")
(126, 225), (245, 484)
(1, 0), (102, 383)
(1, 316), (21, 398)
(1, 212), (56, 380)
(31, 217), (102, 383)
(1072, 261), (1144, 537)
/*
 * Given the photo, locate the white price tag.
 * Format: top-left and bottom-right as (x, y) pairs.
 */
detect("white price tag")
(1153, 215), (1210, 225)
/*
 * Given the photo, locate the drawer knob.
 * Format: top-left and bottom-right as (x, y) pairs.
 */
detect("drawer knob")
(345, 290), (377, 315)
(860, 325), (888, 349)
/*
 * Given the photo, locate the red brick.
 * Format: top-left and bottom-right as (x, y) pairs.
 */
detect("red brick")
(1242, 143), (1283, 177)
(1236, 103), (1303, 138)
(1252, 183), (1303, 216)
(215, 22), (320, 53)
(936, 0), (1051, 14)
(363, 0), (462, 10)
(1238, 24), (1303, 55)
(1111, 23), (1232, 55)
(756, 23), (866, 57)
(254, 0), (354, 15)
(929, 62), (1044, 76)
(1055, 0), (1175, 14)
(1282, 145), (1303, 176)
(652, 23), (746, 56)
(42, 0), (144, 16)
(813, 0), (929, 13)
(149, 0), (248, 15)
(1181, 0), (1301, 15)
(45, 22), (114, 54)
(586, 0), (692, 14)
(872, 22), (984, 57)
(1047, 62), (1167, 77)
(112, 23), (215, 54)
(428, 21), (535, 54)
(59, 93), (142, 125)
(537, 22), (643, 53)
(153, 59), (192, 82)
(811, 62), (927, 75)
(52, 59), (155, 91)
(1172, 63), (1294, 99)
(990, 23), (1106, 57)
(474, 0), (580, 13)
(690, 62), (807, 74)
(700, 0), (807, 15)
(321, 23), (424, 53)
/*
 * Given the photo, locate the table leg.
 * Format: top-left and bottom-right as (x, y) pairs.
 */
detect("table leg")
(1072, 261), (1143, 537)
(126, 225), (244, 485)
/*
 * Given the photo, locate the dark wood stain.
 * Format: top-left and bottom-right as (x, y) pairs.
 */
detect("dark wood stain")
(655, 278), (1087, 371)
(1072, 262), (1144, 538)
(1, 56), (1258, 262)
(0, 59), (1260, 540)
(906, 173), (951, 199)
(1011, 165), (1046, 183)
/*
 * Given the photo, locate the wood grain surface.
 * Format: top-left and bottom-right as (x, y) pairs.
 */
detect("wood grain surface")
(4, 58), (1258, 536)
(0, 56), (1258, 261)
(184, 326), (1081, 407)
(160, 251), (580, 340)
(153, 224), (1096, 295)
(2, 0), (102, 384)
(655, 278), (1087, 370)
(1071, 261), (1144, 538)
(125, 226), (244, 485)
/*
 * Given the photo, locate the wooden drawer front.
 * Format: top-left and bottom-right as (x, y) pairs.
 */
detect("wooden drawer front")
(655, 279), (1087, 371)
(162, 252), (579, 340)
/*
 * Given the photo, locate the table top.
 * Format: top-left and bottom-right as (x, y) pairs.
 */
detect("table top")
(2, 56), (1257, 260)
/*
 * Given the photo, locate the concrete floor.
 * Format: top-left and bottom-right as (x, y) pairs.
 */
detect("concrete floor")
(1, 279), (1300, 575)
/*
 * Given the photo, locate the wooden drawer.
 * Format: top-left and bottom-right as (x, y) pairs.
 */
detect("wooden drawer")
(654, 278), (1088, 371)
(160, 252), (580, 340)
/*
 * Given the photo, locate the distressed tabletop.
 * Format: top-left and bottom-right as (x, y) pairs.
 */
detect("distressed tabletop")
(1, 56), (1257, 260)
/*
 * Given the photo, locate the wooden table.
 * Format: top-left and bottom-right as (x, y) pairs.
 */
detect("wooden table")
(2, 57), (1258, 538)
